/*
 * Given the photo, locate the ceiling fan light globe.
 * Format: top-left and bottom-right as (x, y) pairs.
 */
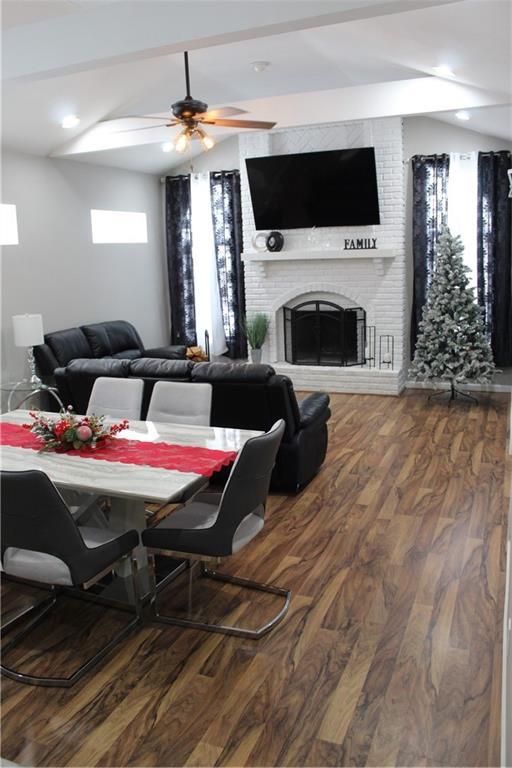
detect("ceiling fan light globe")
(174, 131), (191, 153)
(194, 124), (215, 151)
(201, 133), (215, 151)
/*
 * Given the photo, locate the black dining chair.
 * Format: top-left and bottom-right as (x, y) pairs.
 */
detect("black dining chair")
(141, 420), (291, 639)
(1, 470), (141, 687)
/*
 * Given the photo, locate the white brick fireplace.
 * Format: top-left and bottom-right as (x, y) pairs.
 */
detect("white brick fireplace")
(239, 117), (407, 395)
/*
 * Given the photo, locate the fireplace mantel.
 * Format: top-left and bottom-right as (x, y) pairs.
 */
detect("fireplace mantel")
(241, 248), (395, 276)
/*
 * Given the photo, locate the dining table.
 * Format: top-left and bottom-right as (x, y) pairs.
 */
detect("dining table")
(0, 410), (263, 604)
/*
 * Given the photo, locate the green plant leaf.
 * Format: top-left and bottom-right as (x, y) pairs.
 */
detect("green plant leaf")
(243, 313), (269, 349)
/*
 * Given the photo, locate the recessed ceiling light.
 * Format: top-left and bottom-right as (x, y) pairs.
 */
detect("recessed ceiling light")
(162, 142), (173, 153)
(455, 110), (470, 121)
(433, 65), (455, 78)
(61, 114), (80, 129)
(251, 61), (270, 73)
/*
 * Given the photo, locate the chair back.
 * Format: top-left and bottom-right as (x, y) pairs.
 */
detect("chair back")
(1, 470), (90, 585)
(87, 376), (143, 420)
(215, 420), (285, 539)
(146, 381), (212, 426)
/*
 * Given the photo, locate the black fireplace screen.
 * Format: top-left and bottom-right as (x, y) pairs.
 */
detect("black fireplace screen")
(284, 301), (366, 366)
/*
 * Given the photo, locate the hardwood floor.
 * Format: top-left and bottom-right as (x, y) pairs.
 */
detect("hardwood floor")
(1, 390), (510, 767)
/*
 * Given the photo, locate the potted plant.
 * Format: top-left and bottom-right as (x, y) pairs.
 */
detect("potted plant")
(244, 313), (269, 364)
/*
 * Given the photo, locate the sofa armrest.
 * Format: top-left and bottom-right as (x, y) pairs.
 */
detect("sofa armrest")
(34, 343), (59, 377)
(298, 393), (330, 428)
(144, 345), (187, 360)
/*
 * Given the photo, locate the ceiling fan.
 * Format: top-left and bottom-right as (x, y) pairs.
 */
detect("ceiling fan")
(104, 51), (277, 153)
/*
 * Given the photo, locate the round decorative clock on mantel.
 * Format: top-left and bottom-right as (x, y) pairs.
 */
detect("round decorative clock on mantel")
(266, 231), (284, 252)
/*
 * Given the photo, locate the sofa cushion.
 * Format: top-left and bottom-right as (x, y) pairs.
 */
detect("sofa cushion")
(81, 323), (111, 357)
(45, 328), (92, 366)
(65, 358), (131, 378)
(191, 362), (275, 383)
(105, 321), (144, 355)
(112, 349), (142, 360)
(144, 345), (188, 360)
(81, 321), (143, 357)
(129, 358), (194, 380)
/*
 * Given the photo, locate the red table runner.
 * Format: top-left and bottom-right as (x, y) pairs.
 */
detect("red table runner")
(0, 422), (237, 477)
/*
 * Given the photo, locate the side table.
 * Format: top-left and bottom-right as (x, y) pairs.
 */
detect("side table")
(1, 381), (64, 413)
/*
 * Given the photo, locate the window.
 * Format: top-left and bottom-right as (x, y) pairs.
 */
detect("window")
(90, 209), (148, 244)
(190, 173), (227, 356)
(447, 153), (478, 289)
(0, 204), (19, 245)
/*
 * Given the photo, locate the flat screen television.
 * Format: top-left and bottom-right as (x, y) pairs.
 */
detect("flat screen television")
(245, 147), (380, 230)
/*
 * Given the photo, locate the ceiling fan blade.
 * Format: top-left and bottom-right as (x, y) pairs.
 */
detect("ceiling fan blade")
(198, 107), (248, 120)
(99, 115), (171, 124)
(204, 118), (276, 129)
(107, 123), (175, 133)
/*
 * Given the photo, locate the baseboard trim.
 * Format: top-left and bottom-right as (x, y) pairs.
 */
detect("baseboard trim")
(405, 380), (512, 394)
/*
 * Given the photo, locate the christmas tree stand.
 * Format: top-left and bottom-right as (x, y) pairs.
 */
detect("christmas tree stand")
(428, 382), (478, 405)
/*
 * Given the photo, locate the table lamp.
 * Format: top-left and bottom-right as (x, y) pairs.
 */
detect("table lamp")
(12, 313), (44, 386)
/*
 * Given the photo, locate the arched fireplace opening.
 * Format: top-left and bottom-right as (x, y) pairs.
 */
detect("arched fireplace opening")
(283, 300), (366, 366)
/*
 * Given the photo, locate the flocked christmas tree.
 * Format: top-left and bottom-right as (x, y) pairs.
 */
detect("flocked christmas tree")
(411, 227), (495, 399)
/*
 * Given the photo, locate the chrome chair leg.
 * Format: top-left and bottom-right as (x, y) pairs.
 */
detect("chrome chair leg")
(148, 553), (158, 608)
(148, 558), (291, 639)
(1, 589), (57, 638)
(130, 556), (143, 620)
(1, 559), (142, 687)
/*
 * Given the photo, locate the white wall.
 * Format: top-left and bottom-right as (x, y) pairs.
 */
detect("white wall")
(403, 116), (512, 157)
(1, 149), (170, 386)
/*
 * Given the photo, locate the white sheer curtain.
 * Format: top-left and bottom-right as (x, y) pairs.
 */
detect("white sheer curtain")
(190, 173), (227, 356)
(447, 152), (478, 290)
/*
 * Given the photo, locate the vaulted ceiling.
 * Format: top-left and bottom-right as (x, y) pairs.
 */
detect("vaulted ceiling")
(2, 0), (511, 174)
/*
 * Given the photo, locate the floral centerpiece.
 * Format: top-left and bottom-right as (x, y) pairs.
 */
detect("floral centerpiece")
(23, 408), (129, 452)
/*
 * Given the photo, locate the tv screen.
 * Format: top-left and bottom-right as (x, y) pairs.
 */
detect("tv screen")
(245, 147), (380, 230)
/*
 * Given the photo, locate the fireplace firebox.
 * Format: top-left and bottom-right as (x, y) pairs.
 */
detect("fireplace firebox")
(284, 301), (366, 366)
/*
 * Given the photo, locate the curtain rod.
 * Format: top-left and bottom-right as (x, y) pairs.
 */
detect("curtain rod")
(405, 150), (510, 163)
(160, 169), (239, 183)
(403, 155), (448, 164)
(160, 173), (191, 183)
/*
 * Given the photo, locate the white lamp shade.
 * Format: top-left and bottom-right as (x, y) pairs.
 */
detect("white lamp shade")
(12, 314), (44, 347)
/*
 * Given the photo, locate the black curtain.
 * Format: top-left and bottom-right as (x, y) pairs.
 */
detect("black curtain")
(410, 154), (450, 356)
(477, 151), (512, 366)
(165, 175), (196, 346)
(209, 170), (247, 359)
